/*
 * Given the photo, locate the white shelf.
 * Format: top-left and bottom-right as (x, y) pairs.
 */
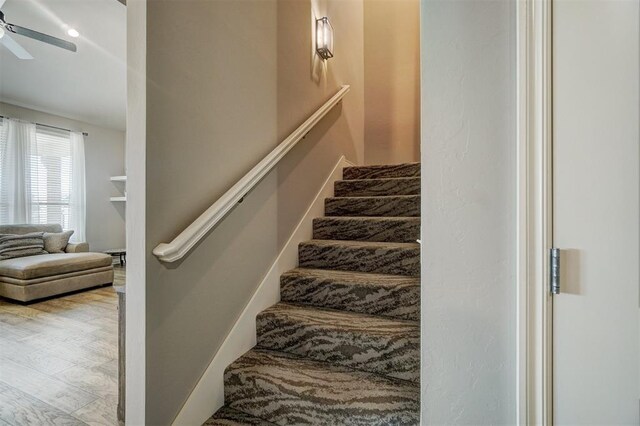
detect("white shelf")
(110, 176), (127, 204)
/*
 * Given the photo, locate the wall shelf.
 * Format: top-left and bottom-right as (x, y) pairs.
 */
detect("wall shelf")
(111, 175), (127, 203)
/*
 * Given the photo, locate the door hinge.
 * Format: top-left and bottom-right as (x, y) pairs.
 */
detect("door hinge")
(550, 248), (560, 295)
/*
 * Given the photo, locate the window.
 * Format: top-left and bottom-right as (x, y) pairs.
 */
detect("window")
(0, 118), (86, 241)
(30, 126), (74, 229)
(0, 120), (6, 221)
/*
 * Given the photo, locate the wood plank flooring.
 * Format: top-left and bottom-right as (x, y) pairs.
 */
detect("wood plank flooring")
(0, 266), (124, 426)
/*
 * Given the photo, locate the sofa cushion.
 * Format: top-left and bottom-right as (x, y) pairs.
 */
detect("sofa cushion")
(44, 230), (75, 253)
(0, 253), (113, 280)
(0, 232), (47, 260)
(0, 224), (63, 235)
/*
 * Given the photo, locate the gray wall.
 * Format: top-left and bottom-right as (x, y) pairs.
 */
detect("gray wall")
(144, 0), (364, 423)
(421, 0), (516, 423)
(124, 0), (146, 422)
(0, 102), (126, 252)
(364, 0), (420, 165)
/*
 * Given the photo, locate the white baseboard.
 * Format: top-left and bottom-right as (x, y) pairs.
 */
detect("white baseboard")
(172, 155), (353, 425)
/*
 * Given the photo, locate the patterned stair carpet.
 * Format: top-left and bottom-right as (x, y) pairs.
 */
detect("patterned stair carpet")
(206, 163), (421, 426)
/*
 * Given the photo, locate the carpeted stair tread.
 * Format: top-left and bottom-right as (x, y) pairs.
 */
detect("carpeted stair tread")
(256, 302), (419, 382)
(334, 177), (420, 197)
(211, 162), (422, 424)
(224, 348), (420, 426)
(205, 406), (276, 425)
(313, 216), (420, 243)
(325, 195), (420, 217)
(343, 163), (420, 180)
(298, 239), (420, 276)
(280, 268), (419, 321)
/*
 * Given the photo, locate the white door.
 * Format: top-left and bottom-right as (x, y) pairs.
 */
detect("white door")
(552, 0), (639, 424)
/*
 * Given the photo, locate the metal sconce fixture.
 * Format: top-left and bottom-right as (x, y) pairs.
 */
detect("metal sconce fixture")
(316, 17), (334, 60)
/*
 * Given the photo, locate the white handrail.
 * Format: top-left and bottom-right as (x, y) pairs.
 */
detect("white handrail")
(153, 85), (351, 263)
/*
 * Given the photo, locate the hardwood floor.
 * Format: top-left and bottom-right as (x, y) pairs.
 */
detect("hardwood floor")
(0, 266), (125, 426)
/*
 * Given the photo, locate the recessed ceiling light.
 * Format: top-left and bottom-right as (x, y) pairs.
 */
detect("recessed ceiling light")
(67, 28), (79, 38)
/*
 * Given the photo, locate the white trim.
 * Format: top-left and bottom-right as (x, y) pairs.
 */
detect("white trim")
(171, 155), (353, 425)
(343, 157), (357, 168)
(153, 85), (351, 263)
(516, 0), (553, 424)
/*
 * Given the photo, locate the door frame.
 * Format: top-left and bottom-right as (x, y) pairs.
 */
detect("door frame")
(515, 0), (553, 424)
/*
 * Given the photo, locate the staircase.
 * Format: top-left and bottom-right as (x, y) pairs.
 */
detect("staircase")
(205, 163), (421, 426)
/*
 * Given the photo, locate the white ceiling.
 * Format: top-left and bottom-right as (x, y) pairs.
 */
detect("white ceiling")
(0, 0), (126, 130)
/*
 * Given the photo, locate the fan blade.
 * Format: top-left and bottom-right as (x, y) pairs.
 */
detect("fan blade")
(1, 33), (33, 59)
(6, 24), (76, 52)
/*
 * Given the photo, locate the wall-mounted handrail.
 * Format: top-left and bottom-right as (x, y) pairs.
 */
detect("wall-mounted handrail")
(152, 85), (351, 263)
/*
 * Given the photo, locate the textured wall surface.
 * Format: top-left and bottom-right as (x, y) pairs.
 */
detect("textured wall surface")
(144, 0), (364, 423)
(364, 0), (420, 165)
(0, 102), (126, 252)
(420, 0), (516, 423)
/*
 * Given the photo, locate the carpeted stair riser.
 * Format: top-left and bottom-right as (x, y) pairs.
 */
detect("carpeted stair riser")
(205, 406), (276, 425)
(224, 349), (420, 426)
(325, 195), (420, 217)
(343, 163), (420, 180)
(256, 303), (419, 382)
(280, 268), (420, 321)
(334, 177), (420, 197)
(208, 162), (422, 425)
(313, 216), (420, 243)
(298, 240), (420, 277)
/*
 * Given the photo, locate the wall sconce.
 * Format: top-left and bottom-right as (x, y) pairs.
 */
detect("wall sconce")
(316, 17), (334, 60)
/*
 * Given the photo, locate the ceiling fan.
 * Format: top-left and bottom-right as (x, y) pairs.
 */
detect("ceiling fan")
(0, 0), (76, 60)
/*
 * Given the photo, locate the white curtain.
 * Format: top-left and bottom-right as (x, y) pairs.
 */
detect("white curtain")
(0, 119), (86, 243)
(0, 119), (36, 224)
(68, 132), (86, 243)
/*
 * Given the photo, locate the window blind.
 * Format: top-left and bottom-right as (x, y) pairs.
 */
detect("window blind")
(30, 125), (74, 229)
(0, 119), (7, 221)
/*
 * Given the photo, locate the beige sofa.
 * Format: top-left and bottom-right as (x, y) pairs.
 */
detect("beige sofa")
(0, 224), (114, 302)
